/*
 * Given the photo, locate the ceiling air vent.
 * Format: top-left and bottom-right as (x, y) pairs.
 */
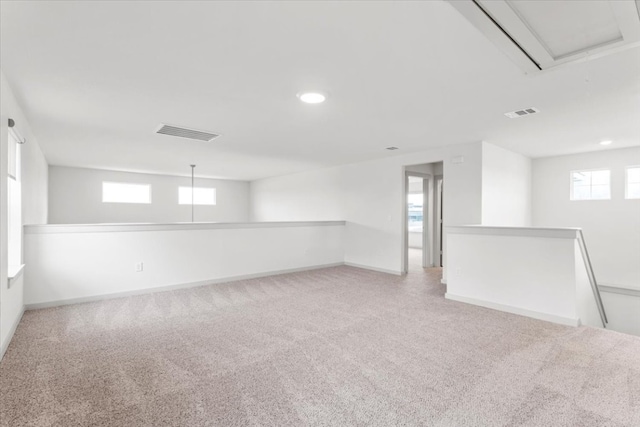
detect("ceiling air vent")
(156, 124), (220, 142)
(504, 107), (540, 119)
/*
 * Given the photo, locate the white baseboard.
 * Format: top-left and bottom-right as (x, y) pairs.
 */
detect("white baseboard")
(25, 263), (345, 310)
(444, 293), (580, 327)
(1, 305), (25, 361)
(25, 262), (406, 310)
(344, 262), (403, 276)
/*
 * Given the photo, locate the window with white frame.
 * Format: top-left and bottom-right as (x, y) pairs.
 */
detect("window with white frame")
(626, 166), (640, 199)
(8, 130), (22, 271)
(178, 187), (216, 205)
(407, 193), (423, 232)
(102, 182), (151, 204)
(570, 169), (610, 200)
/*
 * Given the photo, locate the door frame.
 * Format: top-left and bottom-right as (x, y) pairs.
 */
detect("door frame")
(403, 171), (431, 274)
(433, 175), (443, 267)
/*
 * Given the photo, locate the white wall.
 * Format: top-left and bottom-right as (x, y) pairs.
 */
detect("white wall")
(481, 142), (532, 226)
(251, 142), (484, 274)
(24, 222), (345, 306)
(532, 147), (640, 289)
(250, 166), (345, 221)
(600, 290), (640, 336)
(1, 71), (49, 357)
(48, 166), (250, 224)
(446, 227), (603, 328)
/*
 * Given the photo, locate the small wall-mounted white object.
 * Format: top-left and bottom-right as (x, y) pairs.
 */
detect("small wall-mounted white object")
(135, 262), (144, 272)
(451, 156), (465, 164)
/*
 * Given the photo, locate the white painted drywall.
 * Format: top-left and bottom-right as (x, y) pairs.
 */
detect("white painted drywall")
(600, 290), (640, 336)
(251, 142), (484, 274)
(250, 166), (345, 221)
(481, 142), (532, 226)
(446, 227), (600, 327)
(24, 222), (345, 306)
(532, 147), (640, 289)
(1, 71), (48, 357)
(48, 166), (250, 224)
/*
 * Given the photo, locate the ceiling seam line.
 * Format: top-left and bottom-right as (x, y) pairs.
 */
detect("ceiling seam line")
(471, 0), (542, 71)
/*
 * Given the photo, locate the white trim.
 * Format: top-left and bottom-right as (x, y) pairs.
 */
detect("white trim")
(25, 262), (346, 310)
(403, 170), (433, 273)
(477, 0), (553, 66)
(7, 263), (24, 288)
(24, 220), (346, 234)
(446, 0), (540, 74)
(453, 0), (640, 73)
(445, 225), (580, 239)
(0, 305), (25, 361)
(445, 293), (580, 327)
(344, 262), (403, 276)
(598, 283), (640, 297)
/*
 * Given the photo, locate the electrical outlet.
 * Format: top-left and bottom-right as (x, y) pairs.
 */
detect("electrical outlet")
(135, 262), (144, 272)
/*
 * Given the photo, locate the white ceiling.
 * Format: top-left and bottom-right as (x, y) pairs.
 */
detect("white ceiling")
(1, 1), (639, 181)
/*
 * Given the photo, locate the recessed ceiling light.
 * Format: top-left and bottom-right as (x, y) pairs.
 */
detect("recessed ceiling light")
(599, 140), (613, 146)
(297, 92), (326, 104)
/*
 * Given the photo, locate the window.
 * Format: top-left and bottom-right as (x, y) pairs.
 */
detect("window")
(407, 193), (423, 232)
(626, 166), (640, 199)
(102, 182), (151, 203)
(7, 131), (22, 271)
(179, 187), (216, 205)
(570, 169), (610, 200)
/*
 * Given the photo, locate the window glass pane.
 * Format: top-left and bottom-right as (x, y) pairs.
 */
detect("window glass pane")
(628, 167), (640, 183)
(8, 132), (22, 269)
(590, 185), (610, 200)
(408, 193), (423, 232)
(8, 177), (21, 269)
(102, 182), (151, 203)
(8, 132), (17, 179)
(571, 169), (610, 200)
(573, 185), (591, 200)
(571, 171), (590, 187)
(627, 183), (640, 199)
(591, 170), (610, 185)
(179, 187), (216, 205)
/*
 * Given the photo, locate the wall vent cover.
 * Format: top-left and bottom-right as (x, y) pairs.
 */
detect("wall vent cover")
(156, 124), (220, 141)
(386, 146), (400, 150)
(504, 107), (540, 119)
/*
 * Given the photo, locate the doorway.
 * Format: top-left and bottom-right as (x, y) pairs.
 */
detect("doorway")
(407, 174), (428, 271)
(403, 162), (444, 273)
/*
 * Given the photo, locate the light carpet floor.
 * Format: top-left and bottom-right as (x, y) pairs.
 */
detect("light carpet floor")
(1, 256), (640, 426)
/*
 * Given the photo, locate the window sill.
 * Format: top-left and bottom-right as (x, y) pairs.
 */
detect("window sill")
(8, 264), (25, 289)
